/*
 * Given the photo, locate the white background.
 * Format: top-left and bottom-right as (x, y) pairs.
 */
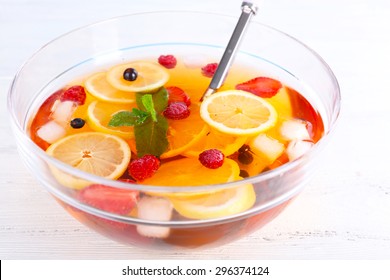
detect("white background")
(1, 0), (390, 260)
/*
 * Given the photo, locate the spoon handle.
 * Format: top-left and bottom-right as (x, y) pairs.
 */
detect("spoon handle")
(201, 1), (261, 100)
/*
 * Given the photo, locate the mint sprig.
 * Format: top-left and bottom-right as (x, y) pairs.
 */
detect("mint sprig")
(134, 115), (168, 157)
(140, 94), (157, 122)
(108, 87), (169, 157)
(108, 108), (149, 126)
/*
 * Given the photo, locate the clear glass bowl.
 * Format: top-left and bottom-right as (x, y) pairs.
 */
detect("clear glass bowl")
(7, 11), (340, 250)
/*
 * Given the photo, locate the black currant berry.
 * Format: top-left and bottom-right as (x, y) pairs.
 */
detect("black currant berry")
(70, 118), (85, 129)
(123, 68), (138, 81)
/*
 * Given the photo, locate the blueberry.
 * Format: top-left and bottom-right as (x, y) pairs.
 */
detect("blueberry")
(238, 151), (253, 165)
(239, 170), (249, 178)
(238, 144), (251, 153)
(123, 68), (138, 81)
(70, 118), (85, 129)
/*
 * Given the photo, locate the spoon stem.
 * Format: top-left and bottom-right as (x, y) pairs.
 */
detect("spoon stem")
(201, 1), (259, 101)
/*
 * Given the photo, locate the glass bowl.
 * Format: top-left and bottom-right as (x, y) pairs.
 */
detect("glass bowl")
(7, 11), (340, 250)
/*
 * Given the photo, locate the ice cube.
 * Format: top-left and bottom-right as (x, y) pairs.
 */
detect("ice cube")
(51, 100), (76, 126)
(280, 119), (311, 141)
(36, 120), (66, 144)
(249, 134), (285, 163)
(286, 140), (314, 161)
(136, 196), (173, 239)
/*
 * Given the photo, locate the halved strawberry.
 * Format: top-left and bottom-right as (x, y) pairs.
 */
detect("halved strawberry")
(77, 184), (139, 215)
(166, 86), (191, 107)
(235, 77), (282, 98)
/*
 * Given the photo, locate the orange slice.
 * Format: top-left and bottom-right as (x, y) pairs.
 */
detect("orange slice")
(87, 100), (136, 139)
(142, 157), (240, 188)
(264, 86), (293, 141)
(46, 132), (131, 189)
(84, 72), (137, 103)
(183, 127), (247, 157)
(162, 103), (208, 158)
(106, 61), (169, 92)
(200, 90), (277, 136)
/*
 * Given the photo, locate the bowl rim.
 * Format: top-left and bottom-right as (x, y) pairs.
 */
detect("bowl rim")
(7, 10), (341, 197)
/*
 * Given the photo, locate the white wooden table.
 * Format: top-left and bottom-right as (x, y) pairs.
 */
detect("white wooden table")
(1, 0), (390, 259)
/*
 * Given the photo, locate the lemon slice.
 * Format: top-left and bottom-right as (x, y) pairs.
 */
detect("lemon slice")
(87, 100), (136, 139)
(200, 90), (277, 136)
(85, 72), (137, 103)
(46, 132), (131, 189)
(183, 127), (247, 157)
(106, 61), (169, 92)
(169, 182), (256, 219)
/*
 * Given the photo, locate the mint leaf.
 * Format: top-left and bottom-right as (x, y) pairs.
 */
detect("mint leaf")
(136, 87), (168, 113)
(134, 115), (168, 157)
(108, 109), (149, 127)
(141, 94), (157, 122)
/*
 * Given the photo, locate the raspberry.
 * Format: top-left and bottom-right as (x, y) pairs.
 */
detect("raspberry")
(129, 155), (160, 181)
(198, 149), (225, 169)
(158, 54), (177, 69)
(163, 102), (190, 120)
(201, 63), (218, 78)
(60, 85), (86, 105)
(166, 86), (191, 107)
(119, 178), (137, 184)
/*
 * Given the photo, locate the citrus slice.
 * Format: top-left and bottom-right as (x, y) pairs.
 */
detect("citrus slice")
(87, 100), (136, 139)
(163, 103), (208, 158)
(200, 90), (277, 136)
(183, 127), (247, 157)
(169, 181), (256, 219)
(264, 86), (293, 141)
(142, 157), (240, 187)
(84, 72), (137, 103)
(106, 61), (169, 92)
(267, 86), (292, 119)
(46, 132), (131, 189)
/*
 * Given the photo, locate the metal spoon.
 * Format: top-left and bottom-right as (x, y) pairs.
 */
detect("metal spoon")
(201, 0), (263, 101)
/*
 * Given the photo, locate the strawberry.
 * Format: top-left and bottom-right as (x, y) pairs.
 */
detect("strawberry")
(158, 55), (177, 69)
(235, 77), (282, 98)
(77, 184), (139, 215)
(60, 85), (86, 105)
(166, 86), (191, 107)
(201, 62), (218, 78)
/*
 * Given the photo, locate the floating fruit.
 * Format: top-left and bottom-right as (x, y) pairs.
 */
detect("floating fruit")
(200, 90), (277, 136)
(46, 132), (131, 189)
(106, 61), (169, 92)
